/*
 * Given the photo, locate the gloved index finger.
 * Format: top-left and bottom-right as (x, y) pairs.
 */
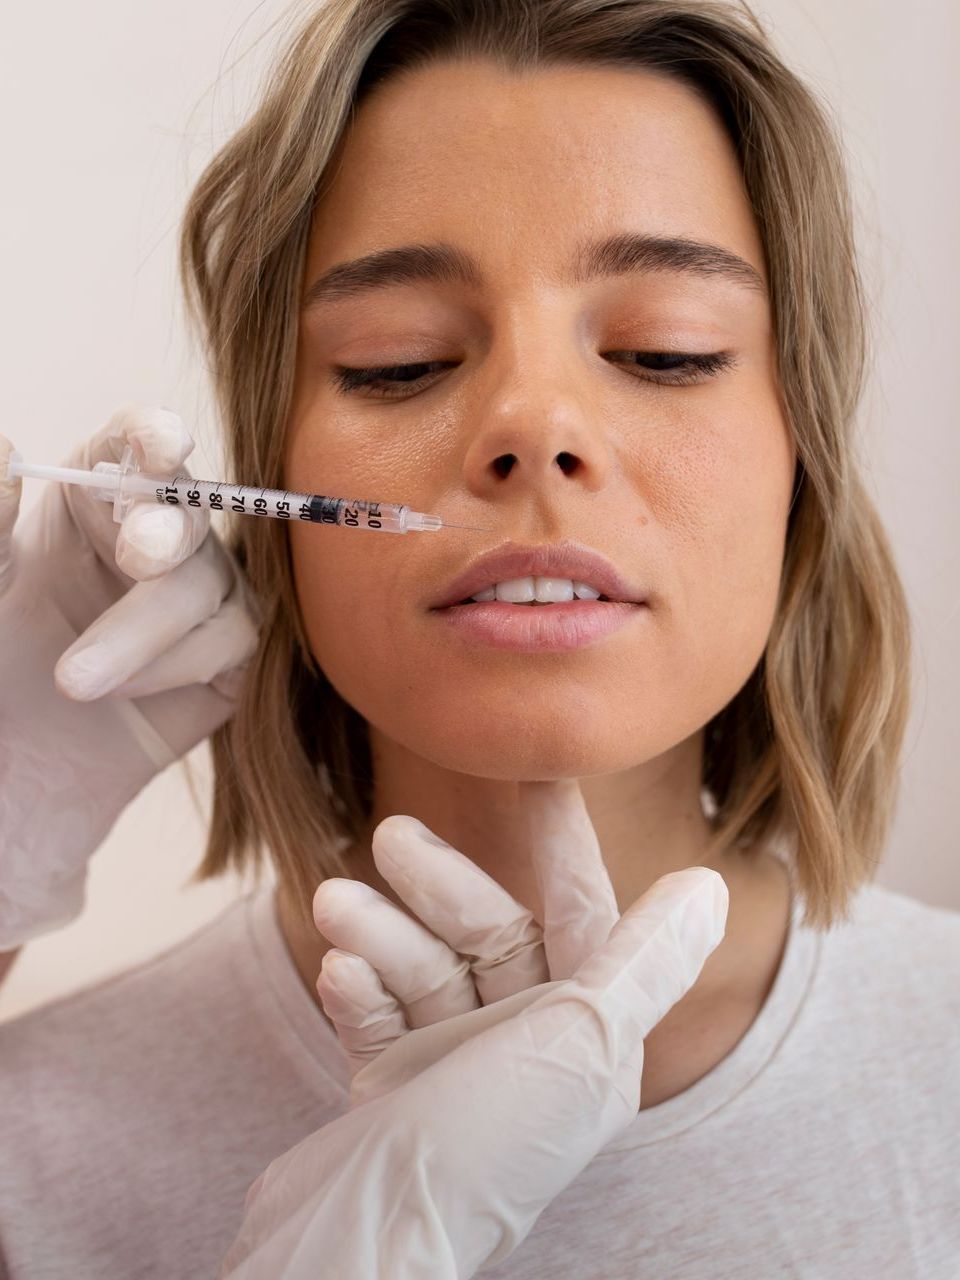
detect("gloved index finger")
(55, 533), (233, 699)
(70, 404), (196, 474)
(521, 779), (620, 981)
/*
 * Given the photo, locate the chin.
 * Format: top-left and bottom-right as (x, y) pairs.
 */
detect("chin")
(382, 695), (687, 781)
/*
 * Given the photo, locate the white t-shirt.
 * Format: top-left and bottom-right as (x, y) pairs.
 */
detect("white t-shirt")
(0, 873), (958, 1278)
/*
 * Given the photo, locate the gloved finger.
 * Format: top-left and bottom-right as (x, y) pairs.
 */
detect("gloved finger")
(316, 948), (409, 1076)
(115, 499), (210, 582)
(54, 532), (234, 700)
(111, 402), (210, 579)
(104, 594), (259, 700)
(521, 779), (621, 980)
(62, 404), (207, 579)
(208, 658), (253, 702)
(0, 434), (22, 586)
(370, 815), (548, 1004)
(541, 866), (729, 1111)
(567, 865), (728, 1024)
(312, 879), (481, 1029)
(74, 402), (197, 475)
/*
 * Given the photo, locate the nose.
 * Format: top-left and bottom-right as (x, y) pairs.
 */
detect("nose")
(460, 350), (614, 502)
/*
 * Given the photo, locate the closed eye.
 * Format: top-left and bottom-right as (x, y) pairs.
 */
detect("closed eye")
(330, 350), (737, 399)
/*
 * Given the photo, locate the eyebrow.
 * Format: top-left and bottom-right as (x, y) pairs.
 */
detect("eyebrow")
(301, 231), (767, 310)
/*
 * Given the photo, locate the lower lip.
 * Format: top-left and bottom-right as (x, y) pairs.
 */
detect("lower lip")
(430, 599), (647, 651)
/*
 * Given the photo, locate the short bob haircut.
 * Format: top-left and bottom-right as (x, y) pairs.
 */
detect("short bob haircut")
(180, 0), (911, 935)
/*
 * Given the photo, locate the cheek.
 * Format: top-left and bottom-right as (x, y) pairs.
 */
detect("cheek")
(289, 524), (392, 676)
(703, 420), (793, 614)
(652, 410), (794, 716)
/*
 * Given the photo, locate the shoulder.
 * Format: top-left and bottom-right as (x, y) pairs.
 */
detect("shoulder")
(837, 879), (960, 952)
(0, 895), (253, 1093)
(816, 880), (960, 1020)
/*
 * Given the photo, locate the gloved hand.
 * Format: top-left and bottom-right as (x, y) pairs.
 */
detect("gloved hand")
(311, 779), (622, 1083)
(0, 405), (260, 950)
(218, 782), (729, 1279)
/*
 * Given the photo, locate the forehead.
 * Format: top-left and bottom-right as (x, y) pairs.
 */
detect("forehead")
(306, 57), (765, 286)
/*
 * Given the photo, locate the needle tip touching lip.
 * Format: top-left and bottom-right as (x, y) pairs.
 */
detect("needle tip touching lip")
(428, 540), (649, 609)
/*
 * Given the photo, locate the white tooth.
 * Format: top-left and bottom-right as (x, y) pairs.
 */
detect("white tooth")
(472, 586), (497, 602)
(494, 577), (537, 603)
(534, 577), (575, 603)
(572, 581), (601, 600)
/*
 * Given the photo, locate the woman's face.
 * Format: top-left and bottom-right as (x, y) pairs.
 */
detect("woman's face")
(285, 58), (795, 780)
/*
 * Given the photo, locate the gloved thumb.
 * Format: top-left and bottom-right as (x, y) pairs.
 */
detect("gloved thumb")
(0, 434), (23, 587)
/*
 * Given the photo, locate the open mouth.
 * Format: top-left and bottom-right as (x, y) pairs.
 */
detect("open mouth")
(449, 595), (619, 606)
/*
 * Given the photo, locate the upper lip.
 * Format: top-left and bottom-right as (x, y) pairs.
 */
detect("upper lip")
(429, 540), (648, 609)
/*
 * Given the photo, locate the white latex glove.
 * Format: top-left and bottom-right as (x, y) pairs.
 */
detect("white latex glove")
(0, 406), (260, 949)
(312, 780), (621, 1080)
(218, 782), (729, 1279)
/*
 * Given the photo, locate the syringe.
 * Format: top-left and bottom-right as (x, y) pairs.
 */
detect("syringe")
(4, 446), (493, 535)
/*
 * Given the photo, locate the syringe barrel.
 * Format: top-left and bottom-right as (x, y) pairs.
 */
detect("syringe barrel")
(6, 446), (449, 533)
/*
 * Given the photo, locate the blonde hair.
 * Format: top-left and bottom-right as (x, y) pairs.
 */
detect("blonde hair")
(180, 0), (912, 934)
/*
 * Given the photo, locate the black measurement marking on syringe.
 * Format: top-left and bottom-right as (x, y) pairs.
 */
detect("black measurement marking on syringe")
(159, 473), (202, 509)
(154, 477), (222, 512)
(305, 496), (342, 524)
(150, 480), (383, 528)
(304, 495), (384, 528)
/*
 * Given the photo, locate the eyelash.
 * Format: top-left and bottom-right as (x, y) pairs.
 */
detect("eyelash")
(330, 350), (736, 399)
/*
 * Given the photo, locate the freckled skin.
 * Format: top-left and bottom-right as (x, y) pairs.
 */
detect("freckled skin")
(285, 58), (794, 799)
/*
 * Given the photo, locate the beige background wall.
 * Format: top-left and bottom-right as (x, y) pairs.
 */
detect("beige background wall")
(1, 0), (956, 1024)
